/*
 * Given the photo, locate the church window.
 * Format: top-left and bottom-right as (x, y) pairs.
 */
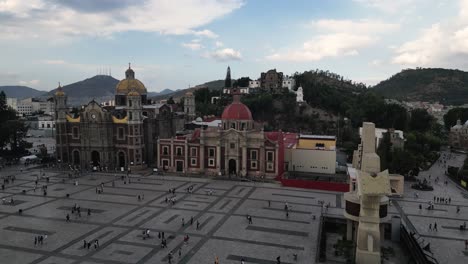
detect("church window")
(41, 124), (45, 128)
(118, 127), (125, 140)
(72, 126), (79, 139)
(129, 100), (132, 107)
(191, 147), (197, 157)
(208, 148), (215, 157)
(191, 158), (197, 166)
(208, 159), (215, 166)
(267, 163), (274, 171)
(129, 112), (133, 120)
(162, 159), (169, 168)
(163, 146), (169, 155)
(176, 147), (182, 156)
(251, 161), (257, 169)
(230, 143), (235, 149)
(267, 151), (274, 162)
(231, 123), (235, 129)
(241, 123), (245, 130)
(249, 150), (258, 160)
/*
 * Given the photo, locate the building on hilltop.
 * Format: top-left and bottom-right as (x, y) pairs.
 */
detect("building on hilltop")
(54, 65), (188, 171)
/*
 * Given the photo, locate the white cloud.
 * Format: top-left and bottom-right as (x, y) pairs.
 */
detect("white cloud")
(43, 60), (67, 65)
(215, 41), (224, 47)
(192, 29), (218, 38)
(205, 48), (242, 61)
(392, 0), (468, 67)
(19, 79), (40, 86)
(268, 18), (399, 62)
(267, 33), (375, 62)
(310, 19), (399, 33)
(353, 0), (419, 13)
(182, 42), (203, 50)
(0, 0), (242, 40)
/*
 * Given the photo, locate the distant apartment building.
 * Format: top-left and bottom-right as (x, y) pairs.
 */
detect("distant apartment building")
(6, 98), (17, 111)
(8, 97), (55, 116)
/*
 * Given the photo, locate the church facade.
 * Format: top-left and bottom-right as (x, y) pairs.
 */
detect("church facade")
(157, 89), (286, 179)
(54, 66), (192, 171)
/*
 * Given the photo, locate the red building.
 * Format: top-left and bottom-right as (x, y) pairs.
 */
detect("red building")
(157, 90), (286, 179)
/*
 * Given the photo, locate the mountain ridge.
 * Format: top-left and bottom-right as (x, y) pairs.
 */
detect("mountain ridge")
(373, 68), (468, 105)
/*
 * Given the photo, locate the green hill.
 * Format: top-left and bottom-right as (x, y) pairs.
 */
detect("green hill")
(0, 86), (46, 98)
(373, 68), (468, 105)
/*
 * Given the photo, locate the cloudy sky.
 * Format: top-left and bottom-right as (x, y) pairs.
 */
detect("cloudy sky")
(1, 0), (468, 92)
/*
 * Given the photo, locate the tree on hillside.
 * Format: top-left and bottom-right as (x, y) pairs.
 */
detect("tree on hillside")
(409, 109), (434, 132)
(443, 108), (468, 130)
(381, 104), (408, 131)
(233, 77), (251, 87)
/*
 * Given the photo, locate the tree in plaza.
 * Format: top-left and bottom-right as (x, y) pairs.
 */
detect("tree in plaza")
(0, 91), (30, 156)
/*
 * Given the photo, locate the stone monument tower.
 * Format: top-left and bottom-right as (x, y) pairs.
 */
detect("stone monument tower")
(345, 122), (391, 264)
(184, 91), (196, 122)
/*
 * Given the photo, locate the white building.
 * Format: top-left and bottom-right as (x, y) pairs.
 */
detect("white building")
(12, 98), (54, 116)
(38, 115), (55, 130)
(248, 80), (260, 88)
(6, 98), (17, 111)
(282, 75), (295, 90)
(17, 103), (33, 116)
(223, 87), (249, 94)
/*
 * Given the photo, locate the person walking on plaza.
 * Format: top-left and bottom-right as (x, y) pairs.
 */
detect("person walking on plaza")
(83, 240), (86, 249)
(434, 222), (438, 231)
(268, 200), (271, 207)
(196, 220), (200, 230)
(178, 247), (181, 257)
(34, 236), (37, 246)
(66, 214), (70, 222)
(215, 256), (219, 264)
(429, 223), (432, 231)
(182, 218), (185, 227)
(190, 216), (193, 225)
(276, 256), (281, 264)
(457, 206), (461, 213)
(465, 240), (468, 250)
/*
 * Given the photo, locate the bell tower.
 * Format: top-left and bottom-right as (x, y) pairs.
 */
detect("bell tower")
(126, 89), (145, 168)
(184, 91), (196, 121)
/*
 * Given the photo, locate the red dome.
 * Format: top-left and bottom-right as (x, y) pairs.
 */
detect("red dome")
(221, 102), (253, 120)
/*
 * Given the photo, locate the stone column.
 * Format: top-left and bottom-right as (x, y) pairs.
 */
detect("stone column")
(260, 146), (265, 175)
(216, 145), (221, 173)
(184, 140), (188, 173)
(242, 146), (247, 176)
(170, 138), (174, 172)
(200, 144), (205, 171)
(156, 139), (160, 168)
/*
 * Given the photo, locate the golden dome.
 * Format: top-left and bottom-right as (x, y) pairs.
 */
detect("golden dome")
(127, 90), (140, 96)
(55, 84), (65, 96)
(116, 79), (147, 95)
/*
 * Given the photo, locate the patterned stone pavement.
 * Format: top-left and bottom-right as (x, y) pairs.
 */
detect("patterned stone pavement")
(392, 151), (468, 264)
(0, 168), (340, 264)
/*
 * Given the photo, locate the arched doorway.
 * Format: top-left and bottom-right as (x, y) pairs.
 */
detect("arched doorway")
(118, 152), (125, 168)
(91, 151), (100, 166)
(73, 150), (80, 165)
(228, 159), (237, 176)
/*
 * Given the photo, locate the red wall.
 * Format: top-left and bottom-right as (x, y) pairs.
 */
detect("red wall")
(279, 178), (349, 192)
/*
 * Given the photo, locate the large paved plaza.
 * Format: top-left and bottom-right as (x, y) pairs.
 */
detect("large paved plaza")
(0, 168), (339, 264)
